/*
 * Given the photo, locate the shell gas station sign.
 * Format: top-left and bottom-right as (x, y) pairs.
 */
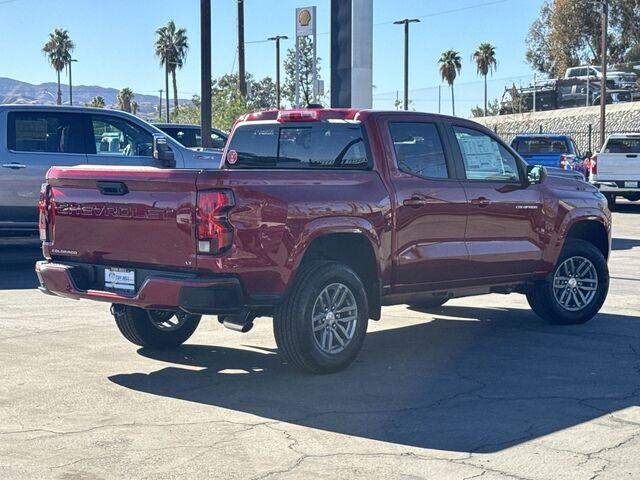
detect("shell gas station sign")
(296, 6), (316, 37)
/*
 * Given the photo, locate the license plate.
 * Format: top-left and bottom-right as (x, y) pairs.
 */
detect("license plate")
(625, 181), (639, 188)
(105, 267), (135, 292)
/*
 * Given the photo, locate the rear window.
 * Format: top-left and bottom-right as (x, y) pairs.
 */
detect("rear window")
(225, 122), (368, 169)
(604, 138), (640, 154)
(7, 111), (85, 154)
(163, 127), (199, 148)
(514, 137), (569, 154)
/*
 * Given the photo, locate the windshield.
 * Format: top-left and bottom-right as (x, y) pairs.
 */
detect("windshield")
(514, 138), (569, 154)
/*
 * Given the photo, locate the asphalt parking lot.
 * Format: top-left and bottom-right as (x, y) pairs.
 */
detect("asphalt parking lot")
(1, 203), (639, 480)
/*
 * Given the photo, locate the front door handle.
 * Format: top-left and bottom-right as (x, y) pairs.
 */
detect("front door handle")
(471, 197), (492, 207)
(2, 163), (27, 169)
(403, 195), (429, 208)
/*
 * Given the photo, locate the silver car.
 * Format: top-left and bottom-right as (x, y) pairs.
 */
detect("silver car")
(0, 105), (221, 235)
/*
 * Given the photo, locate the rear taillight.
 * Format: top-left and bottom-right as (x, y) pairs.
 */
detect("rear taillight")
(38, 183), (51, 241)
(196, 190), (235, 254)
(589, 154), (598, 176)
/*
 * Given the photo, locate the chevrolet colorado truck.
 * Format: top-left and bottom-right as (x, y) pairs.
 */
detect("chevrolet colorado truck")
(36, 109), (611, 373)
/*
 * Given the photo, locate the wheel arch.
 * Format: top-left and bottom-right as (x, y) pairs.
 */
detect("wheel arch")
(286, 219), (383, 320)
(564, 218), (610, 260)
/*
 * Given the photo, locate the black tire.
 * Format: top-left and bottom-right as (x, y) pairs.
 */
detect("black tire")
(408, 296), (449, 310)
(605, 194), (617, 211)
(273, 261), (369, 374)
(526, 239), (609, 325)
(112, 305), (201, 349)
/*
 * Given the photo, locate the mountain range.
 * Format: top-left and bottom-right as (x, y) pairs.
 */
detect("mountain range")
(0, 77), (189, 119)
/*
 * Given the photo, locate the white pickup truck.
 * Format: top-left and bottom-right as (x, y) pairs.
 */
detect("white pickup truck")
(589, 134), (640, 209)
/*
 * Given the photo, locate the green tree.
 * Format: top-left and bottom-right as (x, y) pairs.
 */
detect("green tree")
(117, 88), (134, 113)
(283, 36), (322, 107)
(155, 20), (189, 111)
(525, 0), (638, 77)
(42, 28), (74, 105)
(471, 99), (500, 117)
(87, 95), (105, 108)
(439, 49), (462, 116)
(473, 43), (498, 116)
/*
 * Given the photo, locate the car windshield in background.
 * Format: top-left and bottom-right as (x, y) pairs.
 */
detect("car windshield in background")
(226, 122), (368, 169)
(605, 138), (640, 154)
(515, 138), (569, 154)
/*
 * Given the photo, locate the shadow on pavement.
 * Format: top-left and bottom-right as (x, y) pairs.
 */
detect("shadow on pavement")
(612, 238), (640, 251)
(0, 241), (43, 289)
(110, 306), (640, 453)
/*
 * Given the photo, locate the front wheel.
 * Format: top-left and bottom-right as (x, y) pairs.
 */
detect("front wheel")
(273, 261), (369, 374)
(526, 239), (609, 325)
(112, 305), (201, 349)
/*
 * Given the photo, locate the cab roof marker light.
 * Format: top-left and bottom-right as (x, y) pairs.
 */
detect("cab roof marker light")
(277, 110), (320, 122)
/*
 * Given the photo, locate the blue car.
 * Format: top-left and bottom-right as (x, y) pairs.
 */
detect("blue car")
(510, 134), (588, 175)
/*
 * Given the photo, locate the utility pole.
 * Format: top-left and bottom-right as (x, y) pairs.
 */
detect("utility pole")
(237, 0), (247, 97)
(68, 59), (77, 106)
(158, 89), (163, 120)
(201, 0), (213, 148)
(599, 0), (608, 149)
(165, 59), (170, 122)
(268, 36), (288, 109)
(393, 18), (420, 111)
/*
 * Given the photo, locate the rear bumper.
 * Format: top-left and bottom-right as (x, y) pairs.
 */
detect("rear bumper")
(35, 261), (244, 314)
(592, 181), (640, 194)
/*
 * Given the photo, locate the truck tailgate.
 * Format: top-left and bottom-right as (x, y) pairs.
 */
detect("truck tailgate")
(46, 166), (199, 270)
(597, 153), (640, 180)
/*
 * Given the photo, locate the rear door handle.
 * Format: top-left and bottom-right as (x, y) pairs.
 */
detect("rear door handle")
(2, 163), (26, 169)
(626, 154), (638, 158)
(403, 195), (429, 208)
(471, 197), (492, 207)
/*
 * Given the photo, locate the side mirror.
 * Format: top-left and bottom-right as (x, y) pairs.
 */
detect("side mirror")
(153, 134), (175, 168)
(526, 164), (547, 186)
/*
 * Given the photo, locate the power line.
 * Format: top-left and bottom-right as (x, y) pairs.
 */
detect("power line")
(245, 0), (508, 44)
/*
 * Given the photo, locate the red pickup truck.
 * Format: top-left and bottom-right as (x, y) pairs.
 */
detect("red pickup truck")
(36, 109), (611, 373)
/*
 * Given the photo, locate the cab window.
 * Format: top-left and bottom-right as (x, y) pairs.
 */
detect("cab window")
(7, 111), (85, 154)
(89, 115), (153, 157)
(389, 122), (449, 179)
(453, 126), (520, 182)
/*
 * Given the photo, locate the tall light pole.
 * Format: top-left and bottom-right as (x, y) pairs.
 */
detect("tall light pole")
(268, 35), (288, 109)
(165, 53), (170, 122)
(393, 18), (420, 111)
(599, 0), (608, 149)
(68, 58), (78, 106)
(201, 0), (213, 148)
(237, 0), (247, 97)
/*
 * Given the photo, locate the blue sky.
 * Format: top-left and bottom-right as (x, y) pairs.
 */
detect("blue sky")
(0, 0), (543, 115)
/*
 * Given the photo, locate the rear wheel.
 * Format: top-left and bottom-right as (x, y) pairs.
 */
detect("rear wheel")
(273, 261), (369, 374)
(526, 239), (609, 325)
(112, 305), (201, 348)
(624, 194), (640, 202)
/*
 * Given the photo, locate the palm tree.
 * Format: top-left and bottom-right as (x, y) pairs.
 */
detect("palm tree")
(131, 100), (139, 116)
(439, 50), (462, 116)
(155, 20), (189, 112)
(42, 28), (74, 105)
(473, 43), (497, 116)
(87, 96), (105, 108)
(117, 88), (134, 113)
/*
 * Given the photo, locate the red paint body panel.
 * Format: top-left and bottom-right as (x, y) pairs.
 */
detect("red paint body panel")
(38, 111), (611, 311)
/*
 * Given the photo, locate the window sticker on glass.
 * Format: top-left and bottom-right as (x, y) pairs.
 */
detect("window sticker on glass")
(457, 135), (503, 173)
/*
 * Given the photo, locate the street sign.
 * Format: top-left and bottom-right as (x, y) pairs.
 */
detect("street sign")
(296, 6), (316, 37)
